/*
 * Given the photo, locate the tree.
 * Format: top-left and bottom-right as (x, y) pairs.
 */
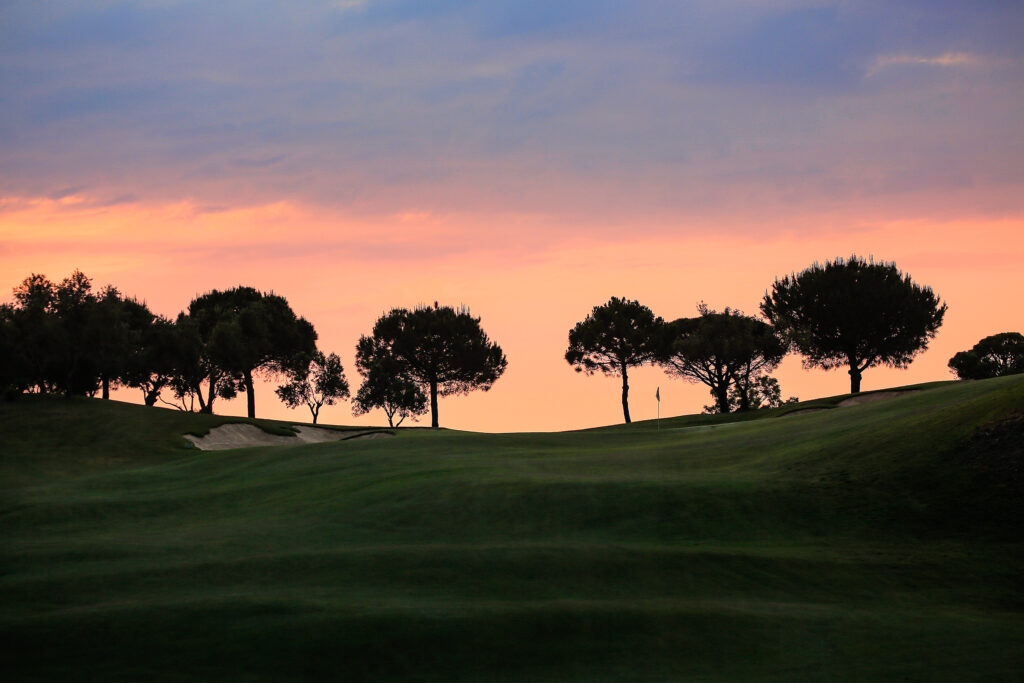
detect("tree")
(658, 305), (786, 414)
(761, 256), (946, 394)
(51, 270), (101, 396)
(91, 287), (166, 400)
(276, 351), (350, 424)
(352, 349), (428, 427)
(710, 376), (797, 414)
(565, 297), (663, 423)
(727, 323), (790, 412)
(948, 332), (1024, 380)
(0, 304), (25, 398)
(91, 286), (128, 400)
(7, 271), (103, 396)
(6, 274), (59, 394)
(120, 313), (179, 407)
(163, 312), (233, 413)
(6, 272), (177, 404)
(357, 303), (507, 428)
(185, 287), (317, 417)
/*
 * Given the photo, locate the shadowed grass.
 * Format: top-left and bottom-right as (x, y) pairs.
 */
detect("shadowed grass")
(2, 376), (1022, 681)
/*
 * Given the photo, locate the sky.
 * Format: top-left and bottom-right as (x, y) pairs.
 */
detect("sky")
(1, 0), (1023, 431)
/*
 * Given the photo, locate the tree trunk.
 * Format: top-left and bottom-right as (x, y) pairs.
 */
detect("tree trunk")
(715, 385), (731, 414)
(244, 369), (255, 419)
(848, 356), (862, 394)
(311, 403), (319, 425)
(620, 363), (631, 424)
(144, 388), (159, 407)
(101, 375), (110, 400)
(203, 378), (215, 414)
(430, 381), (439, 428)
(713, 368), (731, 413)
(736, 373), (751, 412)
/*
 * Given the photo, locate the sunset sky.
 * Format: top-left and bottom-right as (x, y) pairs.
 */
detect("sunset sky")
(2, 1), (1022, 431)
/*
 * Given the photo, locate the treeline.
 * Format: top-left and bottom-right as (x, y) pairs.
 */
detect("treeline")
(563, 255), (1014, 423)
(2, 256), (1019, 427)
(0, 273), (317, 415)
(0, 273), (505, 427)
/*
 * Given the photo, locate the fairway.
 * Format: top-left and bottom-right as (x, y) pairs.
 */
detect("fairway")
(2, 376), (1023, 681)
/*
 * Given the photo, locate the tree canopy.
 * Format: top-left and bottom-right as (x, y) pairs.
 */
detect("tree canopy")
(0, 303), (23, 398)
(711, 376), (797, 414)
(3, 271), (163, 398)
(14, 271), (101, 396)
(948, 332), (1024, 380)
(565, 297), (663, 423)
(162, 312), (234, 413)
(761, 256), (946, 394)
(119, 312), (178, 407)
(356, 303), (506, 428)
(91, 287), (171, 401)
(659, 305), (787, 414)
(186, 287), (317, 418)
(352, 345), (428, 427)
(276, 350), (349, 424)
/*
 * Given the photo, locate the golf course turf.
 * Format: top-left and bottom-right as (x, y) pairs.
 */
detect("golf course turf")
(2, 376), (1022, 681)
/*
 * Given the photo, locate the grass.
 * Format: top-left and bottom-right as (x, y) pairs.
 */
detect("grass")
(592, 379), (958, 431)
(2, 376), (1023, 681)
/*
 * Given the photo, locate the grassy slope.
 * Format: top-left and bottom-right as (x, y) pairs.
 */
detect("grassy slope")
(2, 377), (1022, 682)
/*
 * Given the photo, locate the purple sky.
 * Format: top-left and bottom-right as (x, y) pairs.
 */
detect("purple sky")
(3, 1), (1022, 231)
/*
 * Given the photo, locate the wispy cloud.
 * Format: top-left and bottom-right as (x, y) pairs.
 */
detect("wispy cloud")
(0, 2), (1022, 225)
(866, 51), (983, 77)
(330, 0), (369, 13)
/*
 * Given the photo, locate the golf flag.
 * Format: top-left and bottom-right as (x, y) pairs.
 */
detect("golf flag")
(656, 386), (661, 430)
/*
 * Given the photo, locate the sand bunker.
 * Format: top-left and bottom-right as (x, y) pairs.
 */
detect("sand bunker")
(185, 423), (392, 451)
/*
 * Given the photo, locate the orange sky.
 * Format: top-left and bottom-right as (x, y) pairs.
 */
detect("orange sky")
(2, 194), (1021, 432)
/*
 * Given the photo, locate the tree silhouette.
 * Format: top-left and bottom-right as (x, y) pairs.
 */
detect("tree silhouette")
(948, 332), (1024, 380)
(50, 271), (100, 396)
(0, 303), (24, 397)
(565, 297), (663, 423)
(726, 376), (797, 413)
(357, 303), (506, 428)
(276, 351), (350, 424)
(7, 271), (104, 396)
(4, 271), (173, 401)
(659, 305), (786, 414)
(186, 287), (317, 417)
(120, 313), (178, 407)
(352, 347), (428, 427)
(91, 286), (128, 400)
(7, 273), (61, 394)
(91, 287), (165, 400)
(761, 256), (946, 394)
(164, 312), (233, 413)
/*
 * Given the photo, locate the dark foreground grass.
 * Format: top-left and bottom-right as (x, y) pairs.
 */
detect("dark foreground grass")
(2, 377), (1023, 681)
